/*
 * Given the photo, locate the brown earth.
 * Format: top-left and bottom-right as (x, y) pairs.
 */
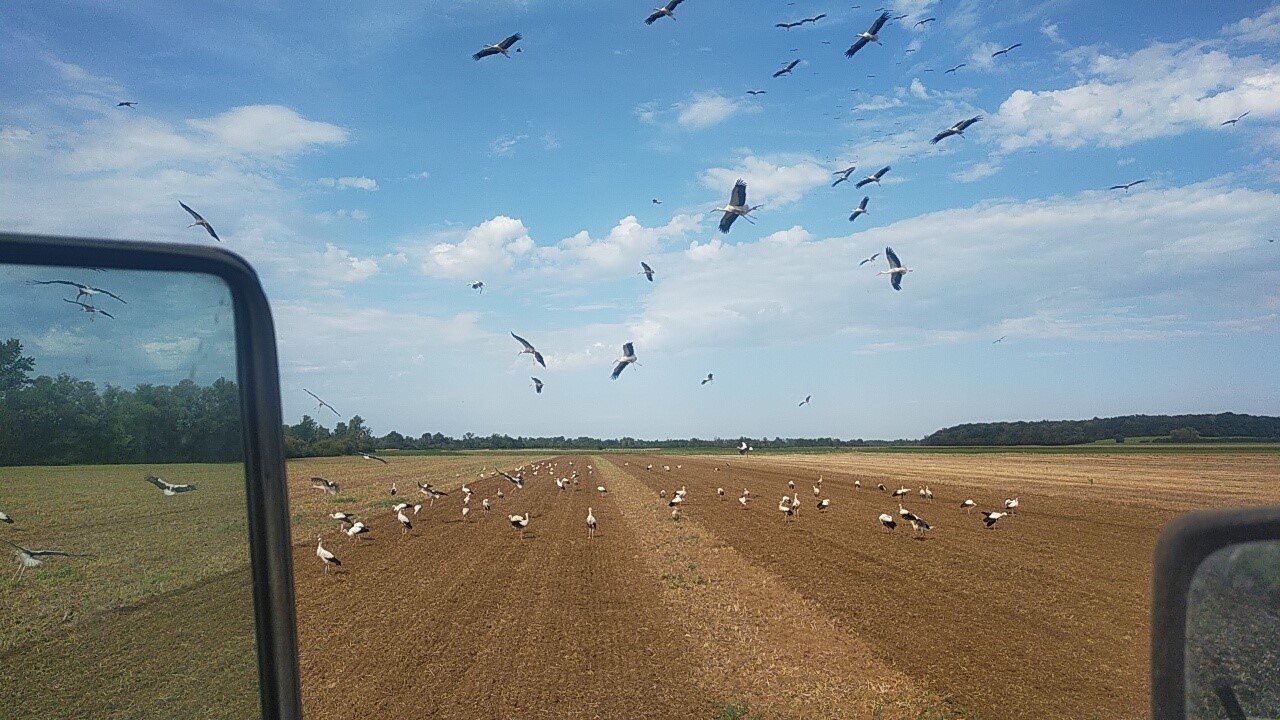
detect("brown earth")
(286, 451), (1280, 720)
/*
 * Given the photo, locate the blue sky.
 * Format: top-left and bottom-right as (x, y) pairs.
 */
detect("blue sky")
(1, 0), (1278, 440)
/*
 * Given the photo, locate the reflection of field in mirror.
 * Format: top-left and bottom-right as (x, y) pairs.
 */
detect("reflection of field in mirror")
(0, 462), (258, 719)
(286, 451), (1280, 720)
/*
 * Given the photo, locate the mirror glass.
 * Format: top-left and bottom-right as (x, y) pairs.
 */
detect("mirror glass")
(1185, 539), (1280, 720)
(0, 263), (259, 719)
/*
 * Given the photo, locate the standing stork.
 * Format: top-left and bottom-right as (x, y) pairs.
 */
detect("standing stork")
(713, 179), (761, 233)
(717, 487), (725, 499)
(482, 498), (492, 514)
(908, 514), (932, 538)
(396, 507), (413, 534)
(511, 332), (547, 368)
(738, 441), (752, 455)
(644, 0), (684, 24)
(345, 521), (370, 540)
(960, 499), (976, 513)
(845, 12), (890, 57)
(610, 342), (638, 379)
(1004, 497), (1019, 513)
(878, 246), (911, 291)
(817, 498), (831, 512)
(586, 508), (597, 538)
(315, 536), (340, 575)
(891, 486), (910, 499)
(179, 201), (221, 241)
(854, 480), (861, 489)
(473, 33), (522, 60)
(509, 512), (530, 539)
(878, 513), (897, 531)
(779, 495), (795, 522)
(982, 511), (1007, 528)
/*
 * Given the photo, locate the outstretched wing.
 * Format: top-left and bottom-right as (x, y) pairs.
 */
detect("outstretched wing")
(179, 201), (205, 223)
(929, 128), (953, 144)
(956, 115), (983, 132)
(885, 246), (902, 269)
(845, 37), (869, 57)
(497, 33), (522, 50)
(510, 332), (535, 352)
(867, 11), (890, 35)
(729, 179), (746, 207)
(533, 351), (546, 368)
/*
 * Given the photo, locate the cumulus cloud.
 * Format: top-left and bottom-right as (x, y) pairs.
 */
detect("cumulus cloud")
(676, 92), (748, 130)
(1224, 5), (1280, 44)
(701, 154), (830, 206)
(994, 41), (1280, 150)
(538, 214), (701, 273)
(317, 176), (378, 190)
(186, 105), (348, 157)
(419, 216), (533, 278)
(952, 159), (1001, 182)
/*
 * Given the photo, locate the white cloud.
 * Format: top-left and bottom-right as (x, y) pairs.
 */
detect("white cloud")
(1224, 5), (1280, 44)
(537, 214), (701, 273)
(541, 131), (561, 150)
(676, 92), (747, 130)
(952, 159), (1001, 182)
(701, 154), (830, 206)
(48, 59), (125, 97)
(1040, 23), (1067, 46)
(488, 134), (527, 157)
(321, 243), (380, 282)
(186, 105), (348, 157)
(317, 176), (378, 191)
(419, 215), (533, 279)
(995, 41), (1280, 150)
(407, 170), (431, 180)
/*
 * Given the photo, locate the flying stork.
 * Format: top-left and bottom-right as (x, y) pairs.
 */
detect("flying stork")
(846, 12), (890, 57)
(304, 389), (341, 417)
(311, 477), (339, 495)
(145, 475), (196, 495)
(856, 166), (891, 188)
(944, 63), (966, 74)
(471, 280), (485, 294)
(179, 201), (221, 241)
(878, 246), (911, 291)
(773, 59), (801, 77)
(930, 116), (983, 144)
(701, 373), (714, 385)
(798, 395), (811, 406)
(645, 0), (684, 24)
(511, 331), (547, 368)
(991, 43), (1022, 58)
(473, 33), (522, 60)
(858, 252), (880, 266)
(63, 299), (115, 319)
(27, 280), (126, 304)
(639, 261), (655, 282)
(713, 179), (761, 234)
(315, 536), (340, 574)
(831, 166), (857, 186)
(358, 451), (389, 464)
(914, 17), (936, 27)
(1221, 111), (1250, 126)
(498, 469), (524, 489)
(5, 539), (89, 580)
(1109, 179), (1147, 191)
(117, 101), (138, 107)
(746, 89), (766, 95)
(848, 196), (870, 222)
(610, 342), (638, 380)
(531, 377), (544, 394)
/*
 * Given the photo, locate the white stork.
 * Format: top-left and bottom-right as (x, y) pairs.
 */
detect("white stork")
(315, 536), (340, 575)
(848, 196), (870, 222)
(892, 486), (910, 499)
(856, 166), (891, 189)
(717, 487), (725, 499)
(832, 166), (857, 186)
(345, 521), (370, 540)
(586, 508), (597, 538)
(5, 540), (88, 580)
(878, 513), (897, 531)
(878, 246), (911, 291)
(303, 388), (340, 417)
(701, 373), (714, 385)
(396, 507), (413, 533)
(908, 515), (932, 538)
(358, 451), (388, 464)
(845, 12), (890, 57)
(471, 280), (485, 294)
(611, 342), (638, 379)
(858, 252), (881, 266)
(473, 33), (522, 60)
(713, 179), (761, 234)
(509, 512), (530, 539)
(179, 201), (221, 241)
(0, 510), (12, 524)
(779, 495), (795, 521)
(329, 511), (356, 528)
(27, 279), (126, 304)
(511, 331), (547, 368)
(738, 441), (751, 455)
(739, 494), (749, 509)
(812, 484), (821, 497)
(639, 261), (655, 282)
(991, 43), (1022, 58)
(145, 475), (196, 495)
(960, 499), (976, 513)
(462, 506), (471, 522)
(597, 485), (607, 494)
(930, 116), (982, 144)
(854, 480), (861, 489)
(1004, 497), (1019, 513)
(483, 498), (492, 514)
(644, 0), (684, 24)
(773, 59), (801, 78)
(982, 510), (1007, 528)
(817, 498), (831, 512)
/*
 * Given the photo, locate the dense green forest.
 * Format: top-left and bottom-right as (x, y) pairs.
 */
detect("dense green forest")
(921, 413), (1280, 446)
(0, 339), (242, 465)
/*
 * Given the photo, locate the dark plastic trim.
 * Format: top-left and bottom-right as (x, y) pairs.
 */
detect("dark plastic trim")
(1151, 505), (1280, 720)
(0, 232), (301, 720)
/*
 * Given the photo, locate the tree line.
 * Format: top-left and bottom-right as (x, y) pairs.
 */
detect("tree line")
(921, 413), (1280, 446)
(0, 338), (242, 465)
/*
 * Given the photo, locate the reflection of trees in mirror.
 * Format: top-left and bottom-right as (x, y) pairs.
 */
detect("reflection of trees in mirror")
(0, 338), (241, 465)
(1185, 541), (1280, 719)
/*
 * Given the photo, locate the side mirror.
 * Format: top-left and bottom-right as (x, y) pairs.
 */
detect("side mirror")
(0, 233), (299, 719)
(1152, 505), (1280, 720)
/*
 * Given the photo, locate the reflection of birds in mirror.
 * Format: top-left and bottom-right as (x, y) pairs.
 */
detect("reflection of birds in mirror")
(145, 475), (196, 495)
(179, 201), (220, 241)
(304, 388), (341, 417)
(63, 298), (115, 319)
(28, 279), (126, 304)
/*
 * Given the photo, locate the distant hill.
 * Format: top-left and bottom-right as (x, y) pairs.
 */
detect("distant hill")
(921, 413), (1280, 446)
